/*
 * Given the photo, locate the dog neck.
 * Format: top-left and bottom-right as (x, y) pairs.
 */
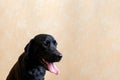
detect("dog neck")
(18, 53), (46, 80)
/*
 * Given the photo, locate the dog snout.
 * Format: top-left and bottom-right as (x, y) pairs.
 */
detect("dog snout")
(55, 52), (62, 61)
(51, 51), (62, 62)
(57, 53), (62, 60)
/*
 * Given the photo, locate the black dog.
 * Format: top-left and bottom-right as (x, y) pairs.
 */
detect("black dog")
(6, 34), (62, 80)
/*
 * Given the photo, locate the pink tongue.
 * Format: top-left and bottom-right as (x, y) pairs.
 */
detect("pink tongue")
(48, 63), (59, 75)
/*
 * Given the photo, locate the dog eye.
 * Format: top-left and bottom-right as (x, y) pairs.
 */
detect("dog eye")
(43, 41), (50, 46)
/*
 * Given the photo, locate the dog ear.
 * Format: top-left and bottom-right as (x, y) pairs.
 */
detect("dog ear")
(24, 39), (34, 54)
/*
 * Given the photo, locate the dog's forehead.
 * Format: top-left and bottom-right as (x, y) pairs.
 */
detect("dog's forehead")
(34, 34), (56, 42)
(44, 36), (54, 41)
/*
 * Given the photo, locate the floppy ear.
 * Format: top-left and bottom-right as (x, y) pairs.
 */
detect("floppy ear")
(24, 39), (35, 54)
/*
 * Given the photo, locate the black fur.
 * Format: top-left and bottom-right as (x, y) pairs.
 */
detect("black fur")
(6, 34), (62, 80)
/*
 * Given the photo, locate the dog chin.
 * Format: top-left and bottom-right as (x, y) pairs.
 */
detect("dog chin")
(41, 58), (60, 75)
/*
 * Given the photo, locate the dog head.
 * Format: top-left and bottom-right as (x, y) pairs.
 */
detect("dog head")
(25, 34), (62, 75)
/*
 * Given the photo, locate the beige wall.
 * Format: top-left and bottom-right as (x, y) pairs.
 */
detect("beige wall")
(1, 0), (120, 80)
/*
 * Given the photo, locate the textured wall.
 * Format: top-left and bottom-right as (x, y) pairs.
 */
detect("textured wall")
(1, 0), (120, 80)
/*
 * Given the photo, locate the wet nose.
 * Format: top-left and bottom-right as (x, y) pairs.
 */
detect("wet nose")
(58, 54), (62, 60)
(56, 53), (62, 61)
(52, 50), (62, 61)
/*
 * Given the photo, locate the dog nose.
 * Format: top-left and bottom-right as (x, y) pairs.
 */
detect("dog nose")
(52, 51), (62, 61)
(57, 53), (62, 61)
(58, 54), (62, 59)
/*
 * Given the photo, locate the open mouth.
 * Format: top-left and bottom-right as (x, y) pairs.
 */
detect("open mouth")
(41, 58), (60, 75)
